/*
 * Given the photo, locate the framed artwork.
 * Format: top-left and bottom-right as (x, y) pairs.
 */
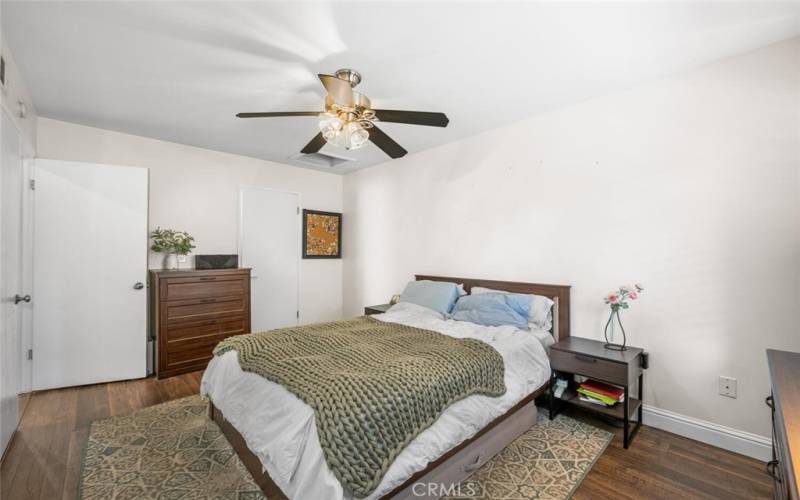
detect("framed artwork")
(302, 209), (341, 259)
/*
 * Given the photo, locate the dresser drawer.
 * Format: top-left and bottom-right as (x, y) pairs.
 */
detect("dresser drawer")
(166, 316), (248, 342)
(161, 275), (248, 301)
(163, 333), (230, 370)
(162, 296), (248, 323)
(550, 348), (628, 385)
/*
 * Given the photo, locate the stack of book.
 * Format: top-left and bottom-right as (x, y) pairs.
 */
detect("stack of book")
(576, 379), (625, 406)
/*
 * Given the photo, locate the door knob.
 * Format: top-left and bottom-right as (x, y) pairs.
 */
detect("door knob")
(133, 282), (144, 290)
(14, 294), (31, 304)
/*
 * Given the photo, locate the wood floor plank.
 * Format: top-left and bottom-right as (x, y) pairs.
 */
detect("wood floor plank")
(8, 389), (62, 500)
(38, 388), (79, 500)
(0, 372), (775, 500)
(61, 428), (87, 500)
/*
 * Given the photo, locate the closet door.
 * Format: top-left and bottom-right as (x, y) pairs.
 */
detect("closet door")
(239, 187), (300, 332)
(0, 110), (23, 454)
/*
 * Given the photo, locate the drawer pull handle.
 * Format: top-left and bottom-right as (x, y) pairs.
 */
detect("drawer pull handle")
(574, 354), (597, 363)
(462, 454), (483, 473)
(200, 298), (216, 303)
(767, 460), (781, 481)
(199, 277), (216, 281)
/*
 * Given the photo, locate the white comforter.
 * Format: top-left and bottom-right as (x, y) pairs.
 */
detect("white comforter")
(200, 303), (551, 500)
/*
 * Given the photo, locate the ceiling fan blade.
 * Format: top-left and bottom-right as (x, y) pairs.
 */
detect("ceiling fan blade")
(300, 132), (327, 154)
(372, 110), (449, 127)
(368, 124), (408, 159)
(237, 111), (320, 118)
(318, 74), (354, 107)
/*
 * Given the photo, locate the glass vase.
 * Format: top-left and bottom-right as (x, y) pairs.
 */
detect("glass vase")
(604, 309), (627, 351)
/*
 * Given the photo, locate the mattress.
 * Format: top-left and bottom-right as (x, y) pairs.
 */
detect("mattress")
(200, 303), (552, 499)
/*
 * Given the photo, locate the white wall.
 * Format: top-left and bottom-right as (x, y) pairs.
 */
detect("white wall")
(1, 36), (37, 148)
(36, 118), (343, 323)
(343, 38), (800, 440)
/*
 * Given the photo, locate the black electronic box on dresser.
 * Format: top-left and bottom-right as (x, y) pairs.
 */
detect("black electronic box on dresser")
(150, 268), (251, 378)
(766, 349), (800, 500)
(549, 337), (646, 448)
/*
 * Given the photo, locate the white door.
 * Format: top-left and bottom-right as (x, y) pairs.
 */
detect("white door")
(1, 110), (24, 454)
(32, 160), (148, 391)
(239, 187), (300, 331)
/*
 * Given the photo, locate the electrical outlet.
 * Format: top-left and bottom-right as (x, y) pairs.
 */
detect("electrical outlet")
(177, 255), (187, 263)
(719, 376), (737, 398)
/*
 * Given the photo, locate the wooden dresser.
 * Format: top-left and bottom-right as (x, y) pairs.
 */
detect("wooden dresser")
(767, 349), (800, 500)
(150, 268), (251, 378)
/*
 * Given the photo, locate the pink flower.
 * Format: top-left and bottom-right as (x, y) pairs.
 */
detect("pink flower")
(606, 293), (619, 304)
(628, 291), (638, 300)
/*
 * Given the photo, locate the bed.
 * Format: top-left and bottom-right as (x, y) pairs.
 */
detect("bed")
(201, 275), (571, 499)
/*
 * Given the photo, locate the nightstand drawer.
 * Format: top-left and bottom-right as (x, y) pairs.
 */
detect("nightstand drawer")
(550, 348), (628, 385)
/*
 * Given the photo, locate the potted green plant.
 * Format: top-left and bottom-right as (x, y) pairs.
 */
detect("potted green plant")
(150, 227), (196, 270)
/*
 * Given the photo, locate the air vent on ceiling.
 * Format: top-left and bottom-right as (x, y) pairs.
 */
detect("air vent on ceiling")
(291, 151), (354, 168)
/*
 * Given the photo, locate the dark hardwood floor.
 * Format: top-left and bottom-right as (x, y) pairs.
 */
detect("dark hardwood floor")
(0, 371), (772, 499)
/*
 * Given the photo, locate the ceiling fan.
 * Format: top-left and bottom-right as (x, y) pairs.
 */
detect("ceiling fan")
(237, 69), (449, 160)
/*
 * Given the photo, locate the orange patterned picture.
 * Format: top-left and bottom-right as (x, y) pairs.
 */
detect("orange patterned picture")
(302, 209), (341, 259)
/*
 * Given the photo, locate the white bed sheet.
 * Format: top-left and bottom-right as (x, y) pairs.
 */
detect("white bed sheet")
(201, 303), (551, 500)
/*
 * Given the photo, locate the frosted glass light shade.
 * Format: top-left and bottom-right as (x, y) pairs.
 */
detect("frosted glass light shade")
(320, 118), (369, 150)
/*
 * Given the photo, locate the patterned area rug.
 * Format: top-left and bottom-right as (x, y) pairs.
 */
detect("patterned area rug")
(79, 396), (263, 499)
(80, 396), (611, 500)
(446, 412), (613, 499)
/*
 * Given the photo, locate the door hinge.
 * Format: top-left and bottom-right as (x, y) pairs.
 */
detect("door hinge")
(297, 206), (300, 214)
(27, 349), (32, 360)
(28, 179), (35, 190)
(296, 310), (300, 319)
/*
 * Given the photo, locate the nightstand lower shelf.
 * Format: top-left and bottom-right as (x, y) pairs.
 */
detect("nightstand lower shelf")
(556, 390), (642, 420)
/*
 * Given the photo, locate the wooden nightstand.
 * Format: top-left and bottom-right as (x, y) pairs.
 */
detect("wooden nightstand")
(548, 337), (646, 448)
(364, 303), (392, 315)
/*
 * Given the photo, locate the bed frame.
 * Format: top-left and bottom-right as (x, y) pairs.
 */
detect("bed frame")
(209, 275), (570, 499)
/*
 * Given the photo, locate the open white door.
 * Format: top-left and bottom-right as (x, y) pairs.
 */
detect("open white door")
(32, 159), (148, 391)
(239, 186), (300, 332)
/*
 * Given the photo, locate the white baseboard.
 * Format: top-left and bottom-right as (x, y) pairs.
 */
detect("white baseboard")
(642, 404), (772, 462)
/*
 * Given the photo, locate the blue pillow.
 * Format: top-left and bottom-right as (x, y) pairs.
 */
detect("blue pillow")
(399, 280), (461, 315)
(451, 293), (531, 329)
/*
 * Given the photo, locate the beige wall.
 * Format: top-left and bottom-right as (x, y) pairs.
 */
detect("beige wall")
(343, 38), (800, 439)
(36, 118), (343, 323)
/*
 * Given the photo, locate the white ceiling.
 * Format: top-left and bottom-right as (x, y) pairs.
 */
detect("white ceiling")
(3, 2), (799, 174)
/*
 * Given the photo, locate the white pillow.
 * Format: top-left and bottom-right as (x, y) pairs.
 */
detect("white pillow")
(384, 301), (445, 320)
(471, 286), (554, 331)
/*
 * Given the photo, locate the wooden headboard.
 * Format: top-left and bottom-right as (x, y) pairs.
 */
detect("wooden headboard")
(415, 275), (571, 341)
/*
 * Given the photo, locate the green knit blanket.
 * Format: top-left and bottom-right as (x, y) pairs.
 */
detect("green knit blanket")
(213, 316), (506, 497)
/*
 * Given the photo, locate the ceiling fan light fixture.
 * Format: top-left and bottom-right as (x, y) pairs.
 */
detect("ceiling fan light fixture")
(318, 113), (343, 141)
(348, 122), (369, 149)
(319, 111), (371, 151)
(238, 68), (448, 160)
